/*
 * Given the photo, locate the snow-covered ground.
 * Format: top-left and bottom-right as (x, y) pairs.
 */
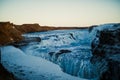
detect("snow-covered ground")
(1, 46), (86, 80)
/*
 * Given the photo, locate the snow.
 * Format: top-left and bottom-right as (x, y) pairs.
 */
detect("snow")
(1, 46), (85, 80)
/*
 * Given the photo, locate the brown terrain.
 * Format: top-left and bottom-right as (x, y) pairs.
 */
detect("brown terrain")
(0, 22), (88, 46)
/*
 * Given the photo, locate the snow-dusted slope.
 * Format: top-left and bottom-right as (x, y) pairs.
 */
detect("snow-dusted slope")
(1, 46), (85, 80)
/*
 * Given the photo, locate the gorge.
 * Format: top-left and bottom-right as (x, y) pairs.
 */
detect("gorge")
(0, 22), (120, 80)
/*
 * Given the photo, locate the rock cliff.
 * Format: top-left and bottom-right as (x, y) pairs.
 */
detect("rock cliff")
(0, 22), (23, 45)
(91, 23), (120, 80)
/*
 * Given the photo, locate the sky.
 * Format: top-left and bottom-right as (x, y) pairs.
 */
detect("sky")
(0, 0), (120, 27)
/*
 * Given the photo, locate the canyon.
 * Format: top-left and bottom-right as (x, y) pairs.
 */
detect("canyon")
(0, 22), (120, 80)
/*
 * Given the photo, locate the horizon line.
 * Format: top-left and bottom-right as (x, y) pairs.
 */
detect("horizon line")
(0, 21), (120, 27)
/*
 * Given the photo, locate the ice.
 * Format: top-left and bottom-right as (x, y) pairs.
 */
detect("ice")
(1, 46), (85, 80)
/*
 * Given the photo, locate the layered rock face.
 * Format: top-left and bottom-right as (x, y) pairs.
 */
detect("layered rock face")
(0, 22), (23, 45)
(91, 24), (120, 80)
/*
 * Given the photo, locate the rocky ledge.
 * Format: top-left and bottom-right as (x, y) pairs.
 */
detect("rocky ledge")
(91, 24), (120, 80)
(0, 63), (16, 80)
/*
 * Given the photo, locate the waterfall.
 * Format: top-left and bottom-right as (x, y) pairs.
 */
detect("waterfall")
(20, 29), (99, 79)
(56, 49), (98, 79)
(77, 60), (98, 79)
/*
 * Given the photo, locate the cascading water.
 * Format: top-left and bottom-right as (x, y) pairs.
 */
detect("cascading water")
(20, 29), (99, 79)
(56, 48), (98, 79)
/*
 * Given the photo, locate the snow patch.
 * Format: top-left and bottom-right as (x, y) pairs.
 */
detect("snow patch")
(1, 46), (85, 80)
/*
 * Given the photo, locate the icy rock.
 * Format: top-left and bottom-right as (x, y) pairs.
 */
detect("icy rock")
(91, 23), (120, 80)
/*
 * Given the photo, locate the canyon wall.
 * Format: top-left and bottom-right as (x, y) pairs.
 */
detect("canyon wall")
(0, 22), (23, 45)
(91, 24), (120, 80)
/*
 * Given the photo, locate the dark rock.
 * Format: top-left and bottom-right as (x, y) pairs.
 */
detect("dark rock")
(99, 29), (120, 45)
(22, 37), (41, 44)
(100, 59), (120, 80)
(91, 24), (120, 80)
(0, 63), (16, 80)
(59, 49), (72, 53)
(69, 33), (76, 40)
(11, 37), (41, 47)
(55, 49), (71, 58)
(48, 52), (55, 57)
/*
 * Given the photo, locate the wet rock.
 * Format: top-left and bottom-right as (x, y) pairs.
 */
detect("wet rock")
(69, 33), (76, 40)
(91, 24), (120, 80)
(48, 52), (55, 57)
(0, 63), (16, 80)
(55, 50), (72, 58)
(59, 49), (72, 53)
(12, 37), (41, 47)
(100, 59), (120, 80)
(99, 29), (120, 45)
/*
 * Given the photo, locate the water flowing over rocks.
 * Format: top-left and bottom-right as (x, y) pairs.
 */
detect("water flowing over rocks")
(0, 22), (86, 46)
(1, 22), (120, 80)
(19, 29), (98, 79)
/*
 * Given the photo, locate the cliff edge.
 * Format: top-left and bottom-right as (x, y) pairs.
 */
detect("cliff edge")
(91, 23), (120, 80)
